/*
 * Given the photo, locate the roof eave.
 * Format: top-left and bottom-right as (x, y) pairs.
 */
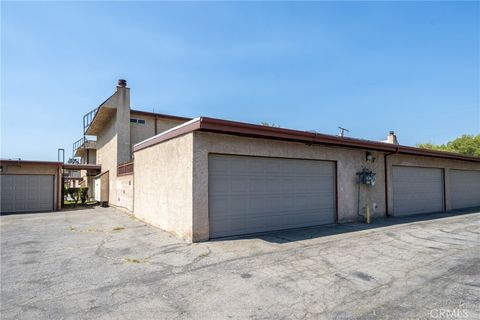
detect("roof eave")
(130, 109), (191, 122)
(132, 116), (480, 162)
(0, 160), (63, 166)
(62, 163), (101, 170)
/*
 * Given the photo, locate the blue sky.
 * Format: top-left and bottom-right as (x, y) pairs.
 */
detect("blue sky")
(1, 1), (479, 161)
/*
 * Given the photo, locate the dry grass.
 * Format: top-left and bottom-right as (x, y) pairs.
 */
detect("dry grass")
(124, 257), (147, 264)
(69, 226), (103, 233)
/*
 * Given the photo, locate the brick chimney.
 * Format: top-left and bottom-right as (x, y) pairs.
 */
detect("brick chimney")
(385, 131), (399, 145)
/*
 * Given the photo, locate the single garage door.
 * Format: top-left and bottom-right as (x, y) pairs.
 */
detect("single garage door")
(1, 175), (54, 213)
(392, 166), (444, 216)
(209, 155), (336, 238)
(450, 169), (480, 209)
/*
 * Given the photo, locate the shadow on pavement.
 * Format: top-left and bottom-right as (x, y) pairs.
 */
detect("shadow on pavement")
(212, 207), (480, 244)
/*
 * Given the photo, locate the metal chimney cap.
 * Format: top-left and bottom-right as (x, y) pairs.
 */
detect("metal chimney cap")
(389, 131), (395, 135)
(118, 79), (127, 87)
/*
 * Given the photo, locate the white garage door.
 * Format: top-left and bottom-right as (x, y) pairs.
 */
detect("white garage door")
(392, 166), (444, 216)
(1, 175), (54, 213)
(208, 155), (336, 238)
(450, 169), (480, 209)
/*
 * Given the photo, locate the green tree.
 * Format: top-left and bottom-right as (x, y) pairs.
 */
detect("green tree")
(417, 134), (480, 157)
(260, 122), (281, 128)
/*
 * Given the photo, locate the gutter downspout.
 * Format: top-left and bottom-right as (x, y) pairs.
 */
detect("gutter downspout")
(384, 147), (399, 217)
(154, 115), (158, 135)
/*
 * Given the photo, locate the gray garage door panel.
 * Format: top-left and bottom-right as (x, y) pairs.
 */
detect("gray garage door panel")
(1, 175), (54, 213)
(392, 166), (444, 216)
(209, 155), (336, 238)
(450, 170), (480, 209)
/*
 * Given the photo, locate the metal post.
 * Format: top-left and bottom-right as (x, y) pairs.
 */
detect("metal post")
(58, 148), (65, 163)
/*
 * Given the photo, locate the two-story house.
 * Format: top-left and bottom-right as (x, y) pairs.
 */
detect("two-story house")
(77, 79), (480, 242)
(81, 79), (190, 210)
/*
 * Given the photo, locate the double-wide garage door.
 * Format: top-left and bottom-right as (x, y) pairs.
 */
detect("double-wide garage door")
(1, 175), (54, 213)
(208, 155), (336, 238)
(392, 166), (444, 216)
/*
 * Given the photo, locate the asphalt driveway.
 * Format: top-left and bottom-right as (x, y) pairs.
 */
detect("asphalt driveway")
(1, 207), (479, 320)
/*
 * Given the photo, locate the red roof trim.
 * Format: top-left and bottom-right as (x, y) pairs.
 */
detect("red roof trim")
(133, 117), (480, 162)
(200, 117), (395, 151)
(130, 109), (191, 121)
(0, 160), (63, 166)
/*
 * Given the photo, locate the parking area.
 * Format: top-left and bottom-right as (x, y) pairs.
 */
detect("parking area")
(1, 207), (479, 320)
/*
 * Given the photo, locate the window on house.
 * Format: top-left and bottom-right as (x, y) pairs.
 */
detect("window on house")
(130, 118), (145, 124)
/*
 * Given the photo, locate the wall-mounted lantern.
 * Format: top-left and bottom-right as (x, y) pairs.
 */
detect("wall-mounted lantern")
(366, 151), (375, 162)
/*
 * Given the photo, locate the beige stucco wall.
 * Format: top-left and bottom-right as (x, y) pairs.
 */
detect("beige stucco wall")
(96, 112), (118, 206)
(78, 172), (95, 199)
(90, 150), (97, 165)
(130, 116), (188, 147)
(192, 132), (387, 241)
(130, 117), (155, 145)
(87, 176), (95, 199)
(96, 111), (186, 208)
(82, 149), (96, 165)
(116, 174), (134, 212)
(133, 133), (194, 240)
(387, 154), (480, 213)
(0, 163), (61, 211)
(156, 118), (187, 134)
(131, 130), (479, 242)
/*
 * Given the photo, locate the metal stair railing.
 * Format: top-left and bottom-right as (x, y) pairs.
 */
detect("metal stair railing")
(83, 107), (99, 134)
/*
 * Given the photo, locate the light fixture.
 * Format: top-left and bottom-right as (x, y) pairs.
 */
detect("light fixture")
(366, 151), (375, 162)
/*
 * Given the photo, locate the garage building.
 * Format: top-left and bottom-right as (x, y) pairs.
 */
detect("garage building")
(0, 160), (63, 214)
(132, 117), (480, 242)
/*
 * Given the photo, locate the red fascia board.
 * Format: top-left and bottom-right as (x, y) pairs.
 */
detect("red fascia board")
(0, 160), (63, 166)
(395, 145), (480, 162)
(130, 109), (191, 121)
(133, 116), (480, 162)
(198, 117), (480, 162)
(199, 117), (396, 152)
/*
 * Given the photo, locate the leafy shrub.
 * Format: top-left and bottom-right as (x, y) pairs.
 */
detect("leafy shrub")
(79, 187), (89, 204)
(67, 188), (80, 206)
